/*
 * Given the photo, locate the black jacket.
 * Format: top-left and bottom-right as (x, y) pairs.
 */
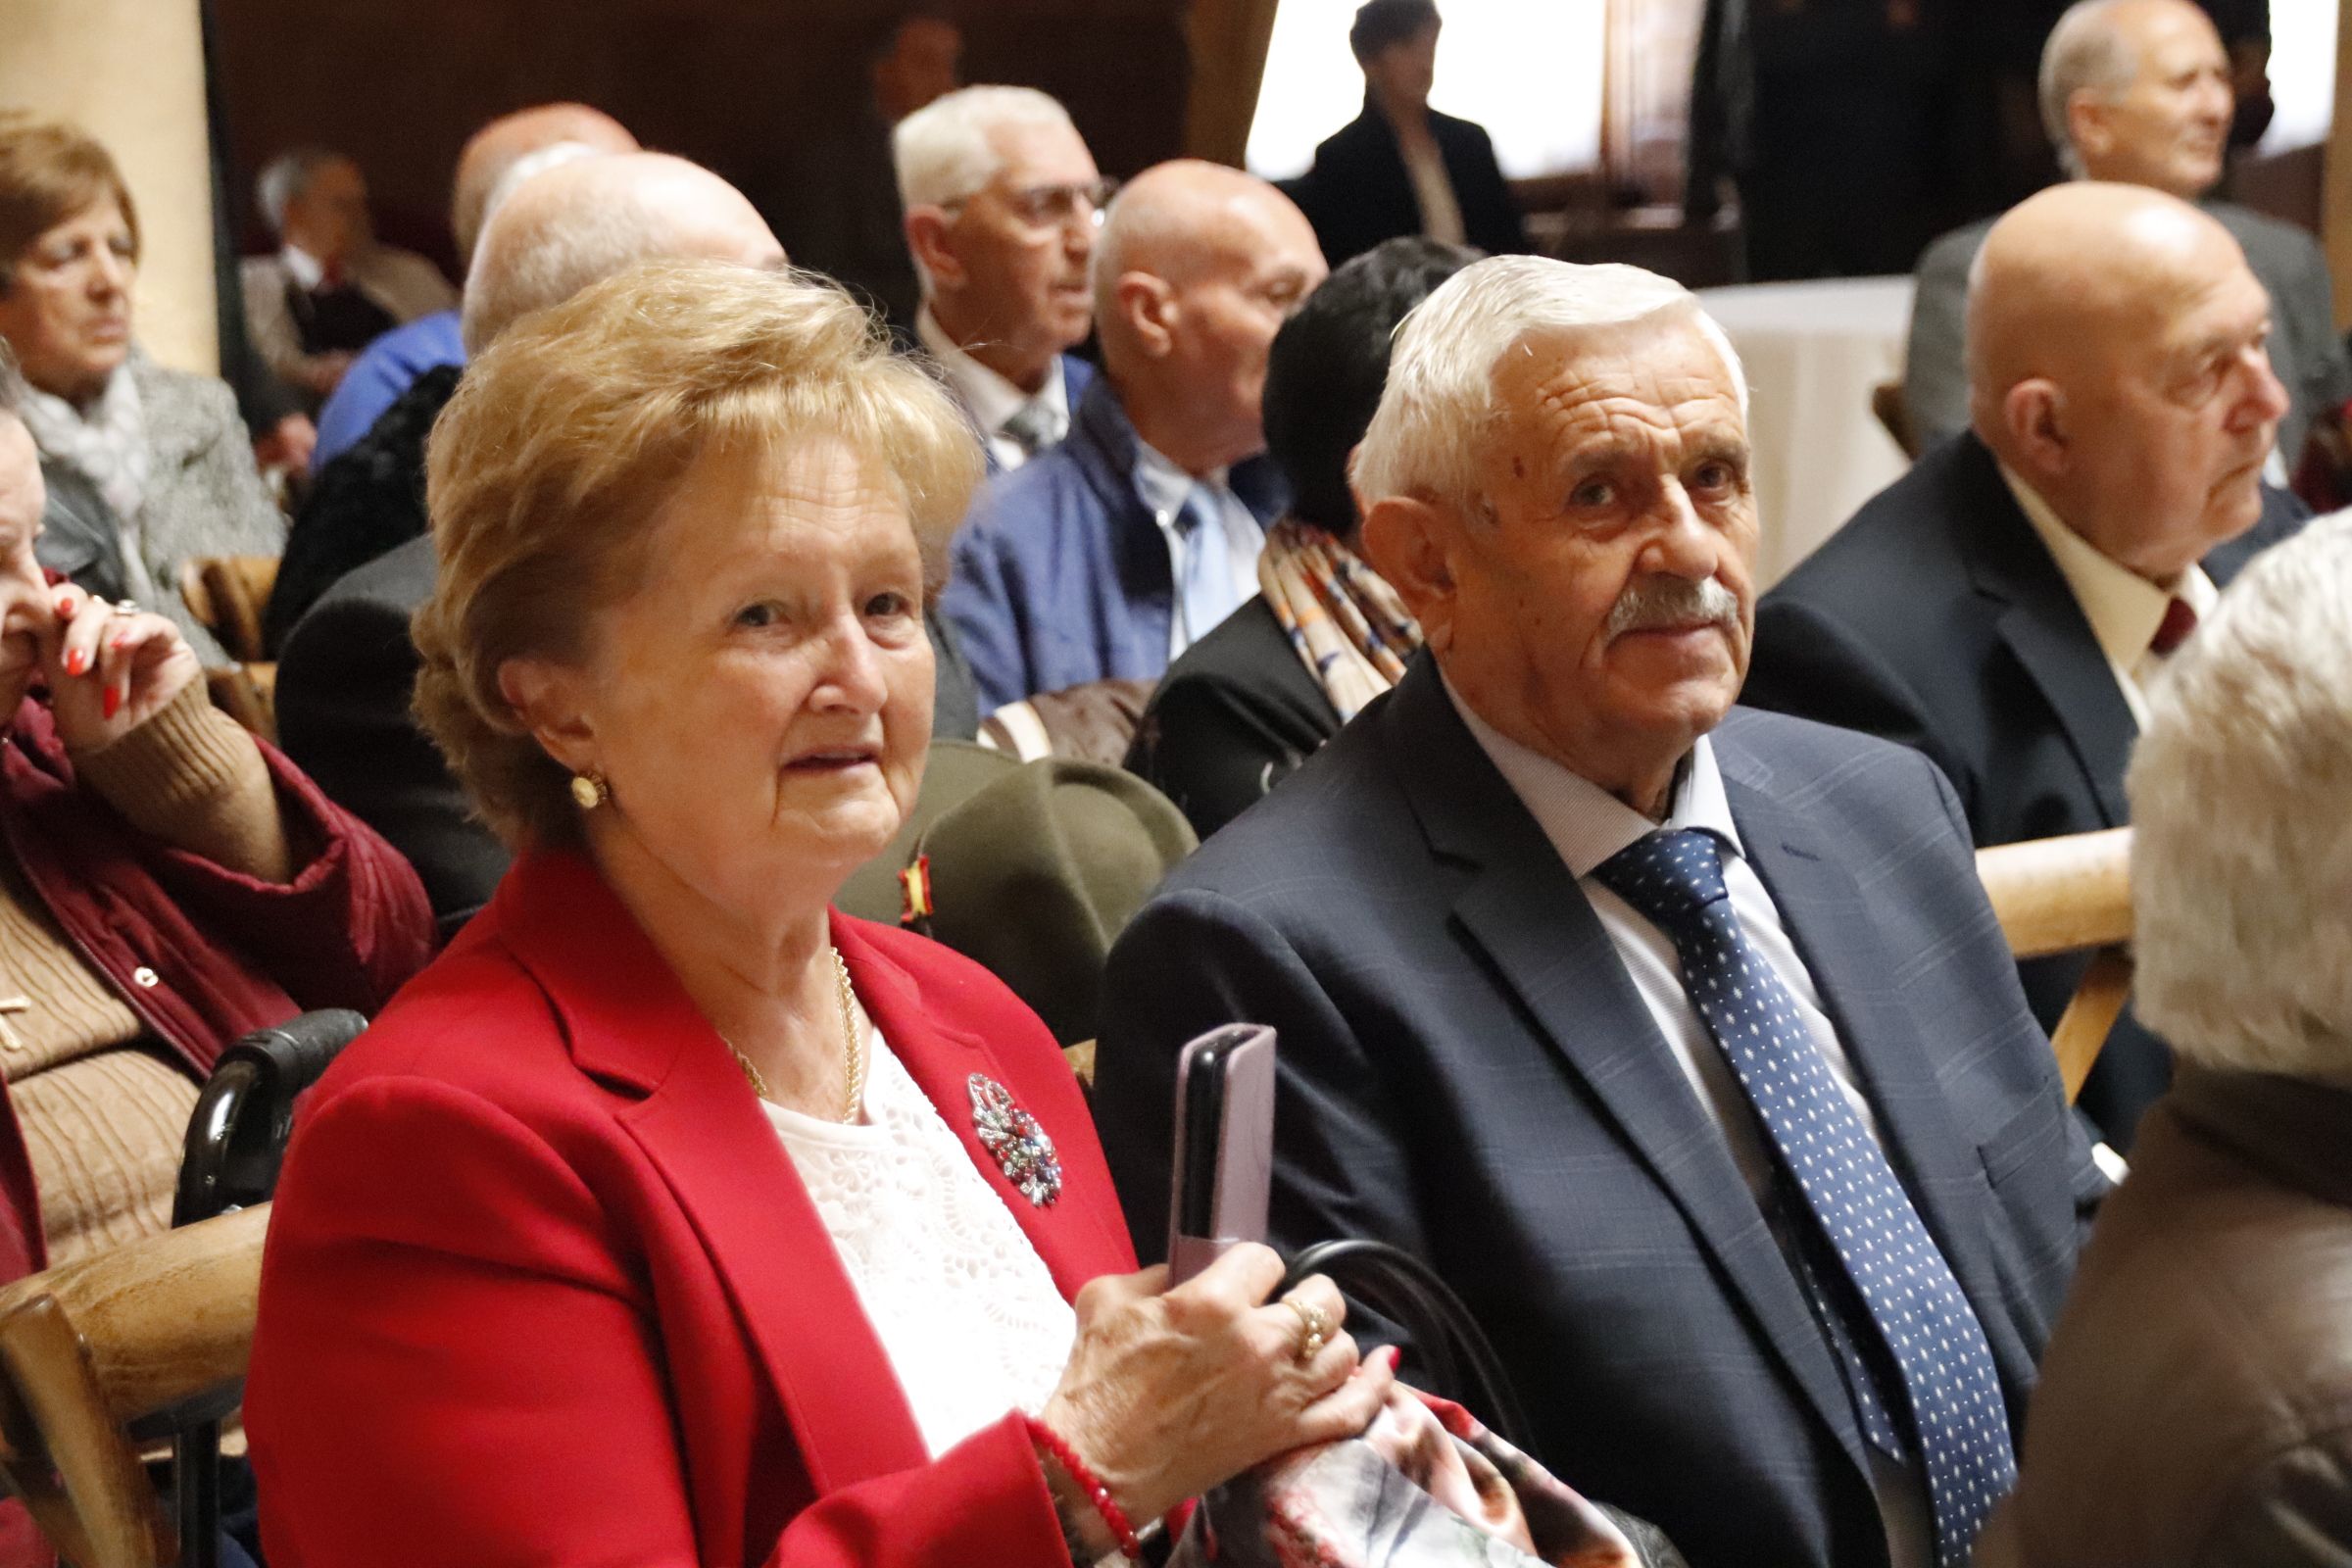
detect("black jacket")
(1291, 98), (1528, 269)
(1743, 431), (2307, 1147)
(1124, 594), (1337, 841)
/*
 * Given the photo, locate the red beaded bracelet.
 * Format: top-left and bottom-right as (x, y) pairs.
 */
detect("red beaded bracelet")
(1024, 1413), (1145, 1559)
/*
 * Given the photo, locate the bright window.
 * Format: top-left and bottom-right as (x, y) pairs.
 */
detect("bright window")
(2262, 0), (2337, 152)
(1246, 0), (1608, 182)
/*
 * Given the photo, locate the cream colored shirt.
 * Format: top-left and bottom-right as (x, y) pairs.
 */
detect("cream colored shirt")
(1396, 129), (1466, 246)
(1997, 465), (2220, 730)
(915, 305), (1070, 471)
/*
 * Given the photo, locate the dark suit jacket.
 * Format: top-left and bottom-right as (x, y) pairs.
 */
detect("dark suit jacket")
(1095, 657), (2101, 1568)
(1292, 99), (1529, 270)
(276, 535), (981, 938)
(263, 363), (460, 657)
(1124, 593), (1339, 841)
(1742, 432), (2306, 1146)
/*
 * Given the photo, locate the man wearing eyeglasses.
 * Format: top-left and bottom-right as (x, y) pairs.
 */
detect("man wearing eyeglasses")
(894, 86), (1108, 474)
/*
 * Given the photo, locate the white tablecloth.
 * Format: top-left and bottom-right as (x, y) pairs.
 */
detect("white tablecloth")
(1696, 276), (1917, 587)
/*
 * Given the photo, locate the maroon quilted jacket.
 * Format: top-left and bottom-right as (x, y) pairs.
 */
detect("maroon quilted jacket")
(0, 691), (434, 1566)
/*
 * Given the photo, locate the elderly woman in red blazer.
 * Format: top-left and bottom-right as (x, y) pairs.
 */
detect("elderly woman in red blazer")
(243, 260), (1394, 1566)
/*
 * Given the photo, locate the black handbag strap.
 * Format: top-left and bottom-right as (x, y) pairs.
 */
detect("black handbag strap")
(1278, 1239), (1533, 1452)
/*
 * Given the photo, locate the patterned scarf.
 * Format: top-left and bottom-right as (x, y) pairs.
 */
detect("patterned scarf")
(1256, 519), (1423, 722)
(17, 355), (151, 527)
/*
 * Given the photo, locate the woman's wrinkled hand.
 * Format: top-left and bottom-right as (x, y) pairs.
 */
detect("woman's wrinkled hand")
(1037, 1243), (1396, 1534)
(41, 584), (200, 750)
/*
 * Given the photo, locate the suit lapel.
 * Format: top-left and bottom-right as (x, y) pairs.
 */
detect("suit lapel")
(1954, 438), (2135, 825)
(495, 853), (930, 1494)
(1382, 667), (1871, 1477)
(1717, 760), (2008, 1340)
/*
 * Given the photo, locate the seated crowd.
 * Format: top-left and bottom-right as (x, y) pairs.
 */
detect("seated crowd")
(0, 0), (2347, 1564)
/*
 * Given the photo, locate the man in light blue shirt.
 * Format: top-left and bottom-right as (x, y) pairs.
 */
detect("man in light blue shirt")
(942, 160), (1327, 709)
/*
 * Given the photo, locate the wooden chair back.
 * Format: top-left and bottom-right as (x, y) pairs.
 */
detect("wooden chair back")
(1872, 379), (1923, 461)
(0, 1205), (270, 1568)
(174, 558), (279, 665)
(1974, 828), (2133, 1101)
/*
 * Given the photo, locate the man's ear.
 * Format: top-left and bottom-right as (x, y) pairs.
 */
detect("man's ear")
(2002, 378), (2071, 479)
(497, 655), (600, 778)
(2065, 90), (2114, 170)
(1114, 271), (1177, 359)
(903, 208), (965, 294)
(1358, 494), (1460, 655)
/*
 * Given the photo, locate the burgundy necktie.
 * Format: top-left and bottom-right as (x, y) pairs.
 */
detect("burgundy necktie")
(2151, 597), (2198, 658)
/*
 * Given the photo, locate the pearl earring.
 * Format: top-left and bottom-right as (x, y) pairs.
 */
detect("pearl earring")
(569, 771), (610, 810)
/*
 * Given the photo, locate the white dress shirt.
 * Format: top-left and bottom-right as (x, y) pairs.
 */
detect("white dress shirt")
(1397, 130), (1467, 246)
(1130, 439), (1267, 657)
(1446, 680), (1932, 1568)
(1997, 465), (2220, 730)
(914, 305), (1069, 471)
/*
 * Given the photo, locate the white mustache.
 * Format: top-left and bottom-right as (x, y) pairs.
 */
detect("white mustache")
(1604, 576), (1742, 640)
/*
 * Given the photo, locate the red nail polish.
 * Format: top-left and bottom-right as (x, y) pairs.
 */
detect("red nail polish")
(1382, 1345), (1403, 1371)
(54, 597), (74, 618)
(101, 685), (120, 720)
(63, 649), (87, 676)
(108, 636), (128, 652)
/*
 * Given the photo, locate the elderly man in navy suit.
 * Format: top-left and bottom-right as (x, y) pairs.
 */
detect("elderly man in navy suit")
(1096, 256), (2102, 1568)
(1746, 182), (2304, 1151)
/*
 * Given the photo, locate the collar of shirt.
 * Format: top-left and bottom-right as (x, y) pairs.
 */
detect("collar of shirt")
(280, 244), (326, 291)
(1129, 438), (1231, 523)
(913, 305), (1064, 444)
(1998, 462), (2219, 673)
(1441, 671), (1741, 877)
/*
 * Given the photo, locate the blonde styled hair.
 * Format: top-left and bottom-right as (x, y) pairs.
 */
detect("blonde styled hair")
(415, 259), (984, 850)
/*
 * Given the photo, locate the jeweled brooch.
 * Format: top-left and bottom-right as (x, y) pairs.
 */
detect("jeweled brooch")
(969, 1073), (1062, 1206)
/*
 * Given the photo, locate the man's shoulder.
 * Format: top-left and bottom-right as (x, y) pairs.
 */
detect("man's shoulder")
(959, 444), (1113, 544)
(1916, 216), (1995, 281)
(1766, 436), (1986, 612)
(297, 534), (436, 630)
(2206, 200), (2326, 265)
(1714, 704), (1940, 784)
(1428, 109), (1497, 150)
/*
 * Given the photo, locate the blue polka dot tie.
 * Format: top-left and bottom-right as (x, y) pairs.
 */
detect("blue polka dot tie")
(1595, 828), (2015, 1567)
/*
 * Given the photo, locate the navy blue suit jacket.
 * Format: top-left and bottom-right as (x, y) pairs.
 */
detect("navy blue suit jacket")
(1743, 431), (2307, 1147)
(1095, 657), (2101, 1568)
(940, 376), (1288, 710)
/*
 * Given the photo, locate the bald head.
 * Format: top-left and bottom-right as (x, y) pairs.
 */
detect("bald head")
(462, 152), (784, 355)
(1093, 160), (1328, 473)
(450, 104), (638, 265)
(2041, 0), (2230, 196)
(1968, 181), (2285, 579)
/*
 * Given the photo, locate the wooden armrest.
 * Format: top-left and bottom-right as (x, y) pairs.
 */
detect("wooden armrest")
(1975, 828), (2132, 959)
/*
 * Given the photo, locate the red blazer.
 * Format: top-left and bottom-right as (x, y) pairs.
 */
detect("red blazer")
(246, 849), (1140, 1566)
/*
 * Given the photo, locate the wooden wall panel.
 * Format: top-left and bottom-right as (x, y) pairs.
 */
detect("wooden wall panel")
(209, 0), (1193, 270)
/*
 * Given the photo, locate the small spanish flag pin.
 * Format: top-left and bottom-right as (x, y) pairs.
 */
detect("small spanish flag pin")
(898, 855), (935, 927)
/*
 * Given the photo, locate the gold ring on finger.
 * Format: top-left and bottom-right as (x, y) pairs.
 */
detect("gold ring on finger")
(1285, 1297), (1331, 1363)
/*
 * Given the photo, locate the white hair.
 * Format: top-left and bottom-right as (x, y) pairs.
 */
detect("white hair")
(892, 85), (1076, 212)
(1352, 255), (1746, 514)
(2127, 514), (2352, 1078)
(2040, 0), (2153, 177)
(460, 161), (771, 355)
(255, 146), (348, 237)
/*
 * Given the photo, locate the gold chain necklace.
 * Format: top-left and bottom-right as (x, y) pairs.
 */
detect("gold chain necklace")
(724, 947), (865, 1124)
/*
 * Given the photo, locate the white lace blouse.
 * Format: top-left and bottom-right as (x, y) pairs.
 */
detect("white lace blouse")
(760, 1015), (1077, 1458)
